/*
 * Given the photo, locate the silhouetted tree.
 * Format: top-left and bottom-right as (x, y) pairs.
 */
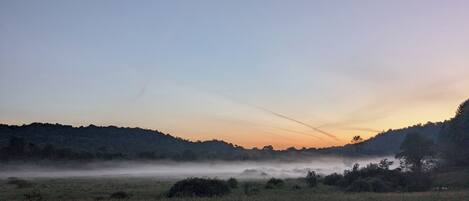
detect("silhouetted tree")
(351, 135), (363, 144)
(305, 171), (319, 187)
(167, 178), (230, 197)
(227, 178), (238, 188)
(439, 99), (469, 166)
(396, 133), (435, 172)
(265, 178), (284, 189)
(351, 135), (364, 154)
(378, 159), (393, 170)
(262, 145), (274, 151)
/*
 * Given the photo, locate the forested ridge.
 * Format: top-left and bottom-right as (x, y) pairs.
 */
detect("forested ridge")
(1, 99), (467, 162)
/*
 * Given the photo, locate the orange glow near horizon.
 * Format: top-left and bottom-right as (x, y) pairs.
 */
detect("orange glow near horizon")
(2, 0), (469, 150)
(6, 94), (465, 150)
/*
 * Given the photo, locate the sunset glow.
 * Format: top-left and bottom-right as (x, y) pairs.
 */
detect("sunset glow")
(1, 0), (469, 149)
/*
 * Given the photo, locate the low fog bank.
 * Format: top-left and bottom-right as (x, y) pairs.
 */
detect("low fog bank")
(0, 156), (397, 179)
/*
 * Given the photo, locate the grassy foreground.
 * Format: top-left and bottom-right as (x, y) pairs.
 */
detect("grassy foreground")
(1, 177), (469, 201)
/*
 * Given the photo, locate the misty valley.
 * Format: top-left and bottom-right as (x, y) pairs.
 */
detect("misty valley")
(0, 157), (393, 179)
(1, 99), (469, 201)
(2, 1), (469, 199)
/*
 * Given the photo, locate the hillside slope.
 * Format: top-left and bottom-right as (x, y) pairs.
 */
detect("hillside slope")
(4, 98), (468, 161)
(325, 122), (445, 155)
(0, 123), (244, 160)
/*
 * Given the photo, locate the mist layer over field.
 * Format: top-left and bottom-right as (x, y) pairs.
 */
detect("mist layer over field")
(0, 156), (396, 179)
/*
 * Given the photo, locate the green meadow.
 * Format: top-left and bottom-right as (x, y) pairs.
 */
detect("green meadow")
(2, 172), (468, 201)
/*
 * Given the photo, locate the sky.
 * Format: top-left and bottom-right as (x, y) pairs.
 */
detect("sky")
(1, 0), (469, 149)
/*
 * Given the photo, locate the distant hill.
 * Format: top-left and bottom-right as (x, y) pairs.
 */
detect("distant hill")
(0, 123), (247, 161)
(2, 98), (467, 161)
(321, 121), (446, 155)
(0, 121), (446, 161)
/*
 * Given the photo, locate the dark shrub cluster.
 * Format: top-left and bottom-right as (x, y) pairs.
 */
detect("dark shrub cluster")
(323, 173), (343, 186)
(109, 191), (131, 199)
(321, 160), (432, 192)
(23, 189), (43, 201)
(243, 182), (260, 196)
(227, 178), (238, 188)
(305, 171), (319, 187)
(167, 178), (230, 197)
(346, 178), (371, 192)
(402, 172), (433, 192)
(265, 178), (284, 189)
(7, 178), (35, 189)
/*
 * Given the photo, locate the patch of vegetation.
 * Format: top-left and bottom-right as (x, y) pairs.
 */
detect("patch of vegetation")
(23, 189), (43, 201)
(346, 178), (371, 192)
(1, 177), (469, 201)
(167, 178), (230, 197)
(265, 178), (284, 189)
(321, 159), (433, 192)
(323, 173), (343, 186)
(109, 191), (131, 199)
(243, 182), (260, 196)
(227, 178), (238, 188)
(6, 177), (35, 189)
(305, 171), (319, 187)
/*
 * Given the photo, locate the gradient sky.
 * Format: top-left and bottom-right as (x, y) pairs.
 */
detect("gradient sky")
(1, 0), (469, 149)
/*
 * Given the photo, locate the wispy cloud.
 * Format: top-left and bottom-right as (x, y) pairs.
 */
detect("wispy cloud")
(216, 93), (340, 141)
(253, 105), (340, 141)
(274, 127), (325, 141)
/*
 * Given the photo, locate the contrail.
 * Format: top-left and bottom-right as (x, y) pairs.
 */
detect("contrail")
(253, 105), (340, 141)
(275, 127), (325, 141)
(215, 93), (340, 141)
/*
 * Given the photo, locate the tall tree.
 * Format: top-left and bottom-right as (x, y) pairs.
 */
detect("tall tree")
(351, 135), (364, 154)
(439, 99), (469, 166)
(396, 133), (435, 172)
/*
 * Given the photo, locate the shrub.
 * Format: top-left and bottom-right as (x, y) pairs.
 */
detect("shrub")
(323, 173), (343, 186)
(305, 171), (319, 187)
(243, 182), (260, 196)
(7, 178), (35, 189)
(368, 178), (393, 192)
(292, 184), (301, 189)
(322, 160), (433, 193)
(227, 178), (238, 188)
(403, 172), (432, 192)
(346, 178), (371, 192)
(23, 189), (43, 201)
(265, 178), (284, 189)
(109, 191), (131, 199)
(167, 178), (230, 197)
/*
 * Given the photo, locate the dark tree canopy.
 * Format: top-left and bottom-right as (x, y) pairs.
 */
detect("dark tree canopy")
(167, 178), (230, 197)
(351, 135), (364, 144)
(439, 99), (469, 166)
(396, 133), (435, 172)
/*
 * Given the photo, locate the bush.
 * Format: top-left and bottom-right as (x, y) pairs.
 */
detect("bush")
(109, 191), (131, 199)
(313, 160), (433, 193)
(292, 184), (301, 189)
(323, 173), (343, 186)
(305, 171), (319, 187)
(243, 182), (260, 196)
(265, 178), (284, 189)
(346, 178), (371, 192)
(23, 189), (43, 201)
(368, 178), (393, 192)
(167, 178), (230, 197)
(227, 178), (238, 188)
(7, 178), (35, 189)
(403, 172), (432, 192)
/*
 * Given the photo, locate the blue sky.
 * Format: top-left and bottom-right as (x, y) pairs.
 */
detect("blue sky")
(1, 0), (469, 148)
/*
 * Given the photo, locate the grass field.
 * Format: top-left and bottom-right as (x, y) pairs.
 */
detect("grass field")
(1, 177), (469, 201)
